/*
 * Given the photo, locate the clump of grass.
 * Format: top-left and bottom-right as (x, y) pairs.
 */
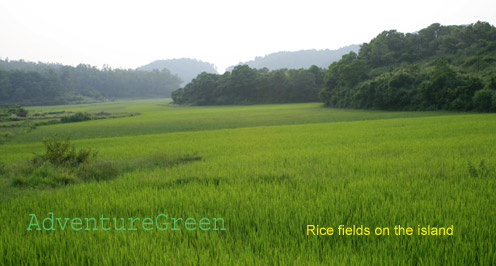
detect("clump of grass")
(467, 159), (490, 178)
(12, 163), (78, 188)
(76, 160), (119, 182)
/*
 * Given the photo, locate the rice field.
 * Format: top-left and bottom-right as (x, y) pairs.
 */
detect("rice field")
(0, 99), (495, 265)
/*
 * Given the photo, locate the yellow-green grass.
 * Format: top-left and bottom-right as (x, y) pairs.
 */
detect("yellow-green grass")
(0, 100), (495, 265)
(14, 99), (451, 144)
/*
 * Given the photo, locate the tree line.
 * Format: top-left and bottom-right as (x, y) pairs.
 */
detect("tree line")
(320, 21), (496, 112)
(0, 60), (182, 106)
(173, 21), (496, 112)
(172, 65), (324, 105)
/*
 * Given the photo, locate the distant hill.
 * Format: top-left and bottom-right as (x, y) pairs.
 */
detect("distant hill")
(137, 58), (218, 86)
(226, 45), (360, 71)
(0, 59), (182, 106)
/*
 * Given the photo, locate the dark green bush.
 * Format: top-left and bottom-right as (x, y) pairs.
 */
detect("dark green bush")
(36, 135), (97, 167)
(473, 89), (496, 112)
(5, 104), (28, 117)
(61, 112), (91, 123)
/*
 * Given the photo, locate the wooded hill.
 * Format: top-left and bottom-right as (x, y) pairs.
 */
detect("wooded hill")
(320, 21), (496, 112)
(0, 60), (181, 106)
(172, 65), (325, 105)
(173, 22), (496, 111)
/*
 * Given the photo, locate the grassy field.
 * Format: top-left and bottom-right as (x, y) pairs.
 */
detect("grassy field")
(0, 99), (495, 265)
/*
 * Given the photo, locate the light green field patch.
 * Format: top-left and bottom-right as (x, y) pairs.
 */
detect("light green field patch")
(14, 99), (453, 144)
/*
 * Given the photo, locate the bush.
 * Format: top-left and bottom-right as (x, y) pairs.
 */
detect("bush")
(36, 135), (97, 167)
(473, 89), (496, 112)
(7, 136), (202, 188)
(61, 112), (91, 123)
(5, 104), (28, 117)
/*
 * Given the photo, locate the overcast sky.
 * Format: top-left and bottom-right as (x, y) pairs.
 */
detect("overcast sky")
(1, 0), (495, 73)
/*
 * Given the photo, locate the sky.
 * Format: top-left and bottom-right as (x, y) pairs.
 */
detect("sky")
(1, 0), (495, 73)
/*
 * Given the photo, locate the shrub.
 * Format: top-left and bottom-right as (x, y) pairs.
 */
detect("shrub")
(6, 104), (28, 117)
(473, 89), (496, 112)
(37, 135), (97, 167)
(61, 112), (91, 123)
(10, 137), (202, 188)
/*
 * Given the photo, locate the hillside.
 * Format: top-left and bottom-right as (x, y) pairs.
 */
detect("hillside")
(137, 58), (218, 86)
(171, 65), (325, 105)
(319, 21), (496, 112)
(0, 59), (182, 106)
(226, 45), (359, 71)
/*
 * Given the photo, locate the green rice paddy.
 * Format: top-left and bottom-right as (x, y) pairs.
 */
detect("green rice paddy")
(0, 99), (495, 265)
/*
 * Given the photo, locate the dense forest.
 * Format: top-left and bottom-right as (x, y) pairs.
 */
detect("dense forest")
(320, 21), (496, 112)
(137, 58), (218, 86)
(174, 22), (496, 110)
(172, 65), (324, 105)
(0, 60), (181, 106)
(226, 45), (359, 72)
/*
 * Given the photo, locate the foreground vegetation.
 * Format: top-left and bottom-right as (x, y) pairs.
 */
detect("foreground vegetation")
(0, 99), (495, 264)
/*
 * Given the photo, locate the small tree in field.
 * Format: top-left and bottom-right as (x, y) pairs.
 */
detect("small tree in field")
(34, 135), (97, 167)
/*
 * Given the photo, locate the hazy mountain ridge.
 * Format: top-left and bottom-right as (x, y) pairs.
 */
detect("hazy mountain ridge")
(226, 45), (360, 71)
(137, 58), (218, 86)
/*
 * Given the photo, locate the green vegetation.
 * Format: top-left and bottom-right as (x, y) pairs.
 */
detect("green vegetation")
(173, 22), (496, 112)
(60, 112), (92, 123)
(0, 104), (138, 144)
(0, 99), (495, 264)
(0, 60), (182, 106)
(172, 65), (325, 105)
(3, 134), (201, 188)
(6, 99), (449, 146)
(320, 21), (496, 111)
